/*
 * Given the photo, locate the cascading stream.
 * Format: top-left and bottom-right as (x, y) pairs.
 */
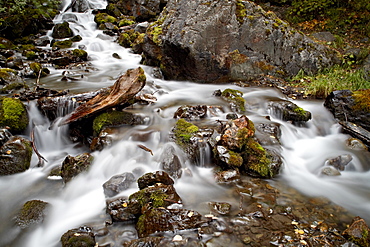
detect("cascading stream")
(0, 0), (369, 246)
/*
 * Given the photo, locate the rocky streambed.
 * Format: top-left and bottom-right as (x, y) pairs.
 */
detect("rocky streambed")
(0, 0), (370, 246)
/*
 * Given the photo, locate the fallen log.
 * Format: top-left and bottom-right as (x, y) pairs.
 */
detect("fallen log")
(60, 67), (146, 125)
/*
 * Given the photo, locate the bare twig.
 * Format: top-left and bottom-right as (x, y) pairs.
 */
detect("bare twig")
(31, 128), (48, 167)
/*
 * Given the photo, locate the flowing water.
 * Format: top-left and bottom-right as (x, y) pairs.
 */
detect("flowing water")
(0, 0), (370, 246)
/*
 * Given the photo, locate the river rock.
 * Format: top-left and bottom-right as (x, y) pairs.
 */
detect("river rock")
(0, 97), (29, 134)
(214, 169), (241, 184)
(136, 208), (203, 238)
(137, 171), (174, 190)
(141, 0), (338, 83)
(208, 201), (232, 215)
(268, 100), (311, 123)
(52, 22), (74, 39)
(214, 115), (281, 178)
(72, 0), (90, 12)
(159, 145), (182, 179)
(103, 172), (136, 197)
(15, 200), (49, 229)
(0, 136), (33, 175)
(61, 226), (96, 247)
(106, 196), (137, 222)
(342, 216), (370, 247)
(174, 105), (208, 120)
(326, 154), (352, 171)
(61, 153), (94, 183)
(340, 121), (370, 150)
(324, 89), (370, 132)
(321, 166), (341, 176)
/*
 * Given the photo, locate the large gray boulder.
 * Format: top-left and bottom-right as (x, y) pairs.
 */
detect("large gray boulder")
(141, 0), (339, 83)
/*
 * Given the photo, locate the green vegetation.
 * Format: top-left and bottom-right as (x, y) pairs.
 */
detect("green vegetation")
(235, 0), (247, 24)
(285, 0), (370, 38)
(118, 30), (145, 48)
(52, 39), (73, 49)
(353, 89), (370, 112)
(147, 14), (167, 45)
(93, 111), (134, 134)
(0, 97), (29, 133)
(94, 13), (117, 25)
(173, 119), (199, 146)
(0, 0), (61, 41)
(221, 88), (246, 112)
(291, 65), (370, 98)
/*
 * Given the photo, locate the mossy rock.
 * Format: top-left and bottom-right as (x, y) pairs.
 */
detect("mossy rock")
(173, 118), (199, 147)
(0, 68), (17, 82)
(92, 111), (135, 135)
(72, 49), (88, 61)
(52, 22), (74, 39)
(118, 30), (144, 48)
(94, 13), (117, 25)
(52, 39), (73, 49)
(29, 62), (49, 78)
(15, 200), (49, 229)
(70, 35), (82, 42)
(0, 97), (28, 133)
(118, 16), (136, 27)
(221, 88), (246, 112)
(0, 37), (16, 49)
(24, 50), (38, 60)
(0, 82), (28, 94)
(61, 153), (94, 183)
(0, 136), (32, 175)
(61, 227), (96, 247)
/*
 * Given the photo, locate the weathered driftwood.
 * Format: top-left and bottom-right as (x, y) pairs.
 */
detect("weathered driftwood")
(60, 67), (146, 125)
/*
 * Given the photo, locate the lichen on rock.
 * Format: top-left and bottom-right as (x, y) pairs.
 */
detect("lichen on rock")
(0, 97), (29, 133)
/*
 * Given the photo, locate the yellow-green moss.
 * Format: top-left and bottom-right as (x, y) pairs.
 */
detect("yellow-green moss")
(235, 0), (247, 24)
(72, 49), (88, 60)
(118, 17), (135, 27)
(93, 111), (134, 134)
(174, 119), (199, 146)
(245, 139), (273, 178)
(52, 39), (73, 49)
(0, 97), (28, 133)
(228, 50), (248, 65)
(147, 13), (167, 46)
(221, 88), (246, 112)
(94, 13), (117, 25)
(353, 89), (370, 112)
(0, 68), (17, 80)
(228, 150), (243, 167)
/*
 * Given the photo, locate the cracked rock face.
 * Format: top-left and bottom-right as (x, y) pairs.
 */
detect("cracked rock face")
(142, 0), (339, 83)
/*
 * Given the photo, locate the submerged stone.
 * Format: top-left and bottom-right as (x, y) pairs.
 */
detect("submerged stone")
(15, 200), (49, 229)
(268, 100), (311, 123)
(0, 136), (32, 175)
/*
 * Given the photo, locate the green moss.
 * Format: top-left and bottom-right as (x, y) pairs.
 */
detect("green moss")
(0, 82), (27, 93)
(221, 89), (246, 112)
(25, 50), (37, 60)
(0, 97), (28, 133)
(353, 89), (370, 112)
(52, 39), (73, 49)
(147, 14), (167, 46)
(174, 119), (199, 146)
(94, 13), (117, 25)
(118, 17), (136, 27)
(93, 111), (134, 134)
(245, 139), (273, 178)
(235, 0), (247, 24)
(70, 35), (82, 42)
(228, 150), (243, 167)
(72, 49), (88, 60)
(0, 68), (17, 80)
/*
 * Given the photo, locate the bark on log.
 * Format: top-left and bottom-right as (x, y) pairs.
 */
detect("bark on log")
(60, 67), (146, 125)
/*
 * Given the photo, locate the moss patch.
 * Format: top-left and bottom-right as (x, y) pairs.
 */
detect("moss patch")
(0, 97), (28, 133)
(93, 111), (134, 134)
(94, 13), (117, 25)
(353, 89), (370, 112)
(173, 119), (199, 147)
(235, 0), (247, 24)
(221, 88), (246, 112)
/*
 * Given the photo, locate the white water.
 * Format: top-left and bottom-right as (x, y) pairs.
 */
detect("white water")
(0, 0), (370, 246)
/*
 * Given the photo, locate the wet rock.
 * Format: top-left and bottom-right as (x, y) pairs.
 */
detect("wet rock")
(214, 169), (240, 184)
(0, 97), (29, 134)
(61, 226), (96, 247)
(129, 183), (181, 214)
(34, 36), (51, 46)
(208, 202), (231, 215)
(15, 200), (49, 229)
(268, 100), (311, 123)
(52, 22), (74, 39)
(347, 138), (368, 150)
(123, 236), (164, 247)
(141, 0), (338, 83)
(136, 208), (203, 238)
(135, 22), (149, 33)
(0, 128), (12, 147)
(159, 145), (182, 179)
(0, 136), (33, 175)
(326, 154), (352, 171)
(103, 172), (136, 197)
(217, 89), (246, 113)
(340, 121), (370, 150)
(174, 105), (208, 120)
(324, 89), (370, 132)
(106, 196), (137, 222)
(92, 110), (137, 135)
(321, 166), (341, 176)
(71, 0), (90, 12)
(214, 115), (281, 178)
(137, 171), (174, 190)
(0, 68), (24, 85)
(61, 153), (94, 183)
(255, 122), (281, 146)
(342, 216), (370, 247)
